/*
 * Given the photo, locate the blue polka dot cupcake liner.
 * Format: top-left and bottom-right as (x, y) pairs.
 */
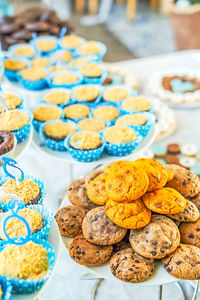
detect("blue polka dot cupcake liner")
(59, 36), (86, 53)
(64, 131), (105, 162)
(71, 84), (103, 106)
(76, 117), (110, 132)
(17, 71), (48, 91)
(120, 97), (156, 115)
(0, 238), (56, 294)
(8, 43), (36, 60)
(4, 58), (30, 82)
(39, 119), (77, 151)
(102, 85), (137, 104)
(76, 41), (107, 59)
(0, 174), (47, 212)
(47, 70), (83, 88)
(90, 102), (121, 125)
(30, 35), (58, 57)
(0, 204), (53, 246)
(81, 64), (107, 85)
(32, 103), (64, 132)
(103, 129), (143, 156)
(68, 54), (100, 70)
(11, 109), (33, 144)
(41, 88), (72, 108)
(0, 277), (12, 300)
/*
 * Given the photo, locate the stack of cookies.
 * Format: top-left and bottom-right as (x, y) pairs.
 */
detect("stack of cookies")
(55, 159), (200, 283)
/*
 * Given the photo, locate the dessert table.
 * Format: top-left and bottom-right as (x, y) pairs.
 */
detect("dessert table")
(11, 49), (200, 300)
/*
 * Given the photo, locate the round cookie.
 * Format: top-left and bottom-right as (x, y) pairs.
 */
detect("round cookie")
(179, 157), (196, 169)
(165, 164), (200, 198)
(105, 199), (151, 229)
(104, 160), (133, 175)
(67, 178), (97, 209)
(129, 215), (180, 259)
(132, 158), (168, 192)
(82, 206), (127, 245)
(162, 244), (200, 280)
(166, 169), (174, 182)
(167, 200), (199, 222)
(167, 143), (180, 154)
(85, 169), (104, 187)
(165, 154), (180, 165)
(112, 232), (130, 254)
(105, 165), (149, 202)
(55, 205), (87, 237)
(69, 235), (113, 266)
(179, 219), (200, 248)
(189, 192), (200, 211)
(181, 143), (198, 157)
(110, 248), (155, 283)
(142, 187), (187, 214)
(87, 175), (109, 206)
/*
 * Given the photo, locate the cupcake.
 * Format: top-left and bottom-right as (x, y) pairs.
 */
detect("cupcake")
(103, 125), (142, 156)
(64, 103), (90, 121)
(69, 56), (93, 69)
(43, 89), (71, 106)
(33, 36), (57, 55)
(0, 93), (22, 112)
(60, 34), (85, 51)
(51, 50), (73, 64)
(76, 41), (106, 58)
(0, 177), (45, 206)
(92, 103), (120, 122)
(49, 65), (68, 73)
(0, 131), (15, 156)
(49, 71), (83, 88)
(32, 104), (63, 132)
(116, 112), (156, 137)
(121, 96), (153, 113)
(72, 84), (102, 104)
(9, 43), (35, 59)
(0, 109), (32, 143)
(40, 120), (76, 151)
(0, 240), (55, 293)
(80, 62), (107, 84)
(18, 67), (47, 90)
(31, 57), (50, 68)
(77, 118), (106, 132)
(4, 58), (28, 81)
(103, 86), (134, 103)
(65, 130), (105, 162)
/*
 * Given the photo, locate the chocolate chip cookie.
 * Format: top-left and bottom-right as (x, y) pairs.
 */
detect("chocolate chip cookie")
(167, 200), (199, 222)
(179, 219), (200, 248)
(82, 206), (127, 245)
(129, 215), (180, 259)
(55, 205), (87, 237)
(112, 231), (130, 254)
(67, 178), (97, 209)
(166, 164), (200, 198)
(110, 248), (155, 283)
(69, 235), (113, 266)
(85, 169), (104, 187)
(189, 192), (200, 211)
(162, 244), (200, 280)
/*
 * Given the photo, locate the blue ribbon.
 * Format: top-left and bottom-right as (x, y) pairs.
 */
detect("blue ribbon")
(60, 26), (67, 38)
(2, 157), (24, 182)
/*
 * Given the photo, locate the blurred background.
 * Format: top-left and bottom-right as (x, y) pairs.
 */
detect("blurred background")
(1, 0), (200, 61)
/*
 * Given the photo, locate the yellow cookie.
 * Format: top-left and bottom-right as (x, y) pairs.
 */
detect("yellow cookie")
(87, 175), (109, 205)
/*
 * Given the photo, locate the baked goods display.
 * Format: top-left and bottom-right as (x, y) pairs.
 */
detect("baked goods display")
(56, 158), (200, 283)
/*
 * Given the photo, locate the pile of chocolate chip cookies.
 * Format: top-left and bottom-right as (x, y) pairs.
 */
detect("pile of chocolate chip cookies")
(55, 159), (200, 283)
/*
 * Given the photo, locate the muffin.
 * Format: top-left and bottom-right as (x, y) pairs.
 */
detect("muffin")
(77, 118), (106, 132)
(77, 41), (101, 55)
(0, 109), (29, 131)
(36, 37), (57, 53)
(11, 44), (35, 58)
(51, 50), (73, 63)
(121, 96), (152, 112)
(31, 57), (50, 68)
(0, 93), (22, 112)
(33, 105), (63, 131)
(116, 114), (147, 126)
(103, 87), (131, 102)
(43, 90), (71, 106)
(61, 34), (83, 50)
(19, 67), (47, 90)
(69, 56), (91, 69)
(64, 104), (90, 121)
(49, 65), (68, 73)
(52, 72), (80, 87)
(80, 63), (104, 83)
(72, 85), (101, 103)
(44, 121), (76, 141)
(93, 105), (120, 121)
(4, 59), (28, 81)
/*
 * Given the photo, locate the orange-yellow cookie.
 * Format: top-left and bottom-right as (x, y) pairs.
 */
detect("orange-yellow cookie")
(105, 166), (149, 202)
(142, 187), (187, 214)
(166, 169), (174, 182)
(105, 199), (151, 229)
(132, 158), (168, 192)
(87, 175), (109, 206)
(104, 160), (134, 175)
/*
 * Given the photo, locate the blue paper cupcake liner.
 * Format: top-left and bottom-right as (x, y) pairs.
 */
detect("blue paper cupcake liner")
(0, 238), (56, 294)
(59, 36), (86, 53)
(0, 277), (12, 300)
(32, 103), (64, 132)
(68, 54), (100, 70)
(39, 119), (77, 151)
(115, 112), (156, 137)
(4, 58), (31, 82)
(10, 109), (33, 144)
(90, 102), (121, 125)
(64, 131), (105, 162)
(76, 41), (107, 59)
(0, 205), (53, 245)
(103, 128), (143, 156)
(30, 35), (58, 57)
(120, 97), (155, 115)
(0, 174), (47, 212)
(8, 43), (36, 60)
(41, 88), (72, 108)
(102, 85), (137, 104)
(81, 63), (107, 84)
(71, 84), (103, 106)
(47, 70), (83, 88)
